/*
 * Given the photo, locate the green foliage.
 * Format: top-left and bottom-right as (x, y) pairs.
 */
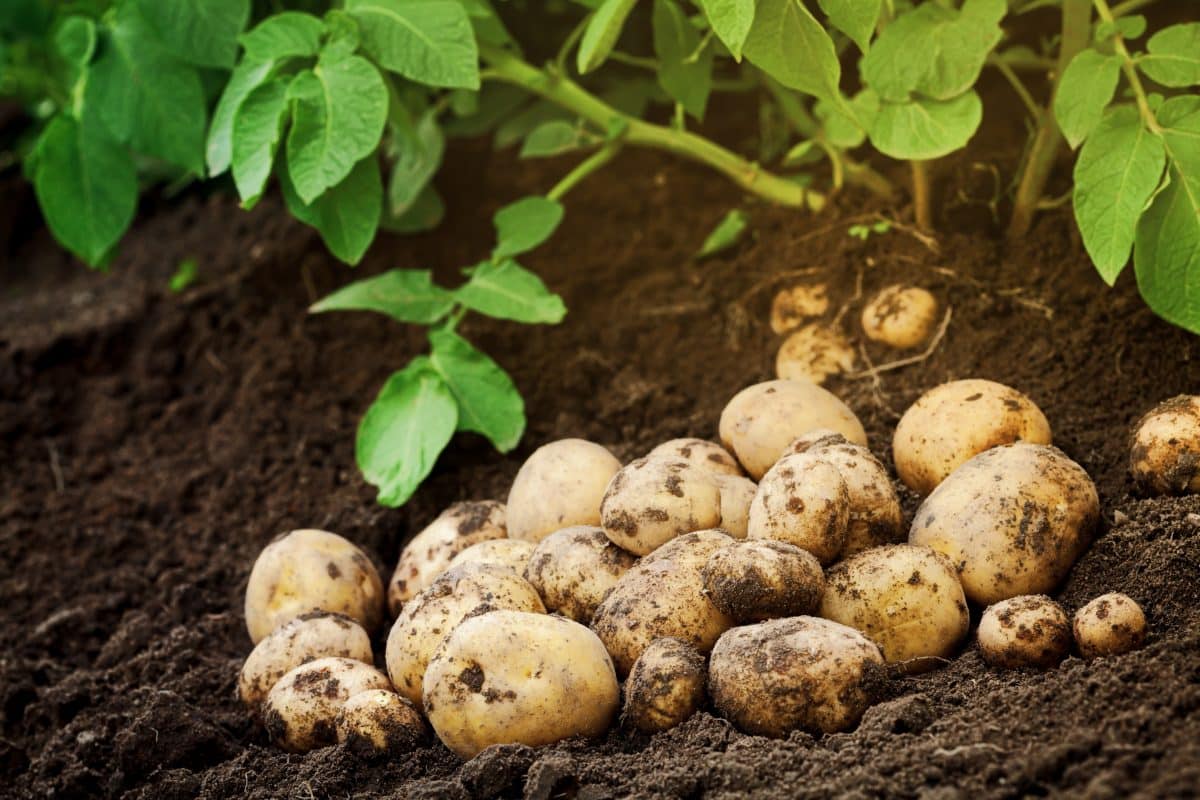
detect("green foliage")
(170, 258), (200, 292)
(696, 209), (749, 259)
(1138, 23), (1200, 88)
(577, 0), (639, 74)
(652, 0), (712, 120)
(492, 196), (565, 259)
(848, 220), (891, 240)
(345, 0), (480, 89)
(1054, 50), (1121, 149)
(695, 0), (754, 60)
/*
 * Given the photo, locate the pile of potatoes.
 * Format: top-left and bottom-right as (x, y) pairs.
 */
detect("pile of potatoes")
(239, 378), (1185, 760)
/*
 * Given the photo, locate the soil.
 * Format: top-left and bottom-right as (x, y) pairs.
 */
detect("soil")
(4, 48), (1200, 800)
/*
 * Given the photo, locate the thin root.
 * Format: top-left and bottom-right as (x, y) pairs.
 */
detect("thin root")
(847, 307), (953, 380)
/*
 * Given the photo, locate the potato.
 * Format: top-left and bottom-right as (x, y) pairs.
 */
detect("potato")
(861, 285), (938, 349)
(715, 474), (757, 539)
(446, 538), (535, 577)
(719, 379), (867, 480)
(1073, 592), (1147, 659)
(239, 612), (373, 710)
(385, 563), (545, 705)
(387, 500), (507, 615)
(600, 458), (722, 555)
(893, 379), (1052, 495)
(702, 540), (824, 622)
(770, 283), (830, 334)
(977, 595), (1071, 669)
(592, 530), (735, 675)
(245, 529), (385, 644)
(910, 442), (1099, 605)
(423, 611), (619, 759)
(646, 438), (743, 477)
(708, 617), (884, 736)
(1129, 396), (1200, 495)
(262, 657), (392, 752)
(819, 544), (969, 670)
(507, 439), (622, 542)
(523, 526), (637, 623)
(775, 323), (856, 385)
(747, 452), (849, 564)
(335, 690), (425, 755)
(622, 637), (706, 734)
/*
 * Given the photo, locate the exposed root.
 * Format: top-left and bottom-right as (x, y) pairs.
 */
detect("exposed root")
(847, 307), (953, 380)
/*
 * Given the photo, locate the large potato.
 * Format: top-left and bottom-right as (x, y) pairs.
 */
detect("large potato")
(646, 438), (743, 477)
(239, 612), (373, 710)
(702, 540), (824, 622)
(622, 637), (706, 733)
(1129, 396), (1200, 495)
(747, 452), (849, 564)
(977, 595), (1071, 669)
(600, 458), (722, 555)
(245, 529), (384, 644)
(715, 475), (757, 538)
(861, 285), (938, 350)
(910, 443), (1099, 605)
(507, 439), (622, 542)
(262, 657), (392, 752)
(893, 379), (1052, 495)
(1073, 592), (1147, 659)
(423, 611), (619, 759)
(523, 525), (637, 623)
(446, 538), (535, 576)
(719, 379), (868, 480)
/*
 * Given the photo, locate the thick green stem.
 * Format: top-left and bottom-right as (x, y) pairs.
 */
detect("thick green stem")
(547, 143), (622, 201)
(911, 160), (933, 231)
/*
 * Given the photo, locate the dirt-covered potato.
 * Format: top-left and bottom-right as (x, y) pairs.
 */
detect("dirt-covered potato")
(775, 323), (856, 385)
(335, 690), (425, 755)
(893, 379), (1052, 495)
(423, 611), (619, 759)
(702, 540), (824, 622)
(715, 474), (757, 538)
(719, 379), (868, 480)
(523, 526), (638, 623)
(506, 439), (622, 542)
(646, 438), (743, 477)
(622, 637), (706, 733)
(1073, 592), (1147, 659)
(387, 500), (507, 615)
(592, 530), (735, 675)
(245, 529), (385, 644)
(709, 616), (883, 736)
(1129, 396), (1200, 495)
(600, 458), (722, 555)
(770, 283), (830, 334)
(385, 563), (545, 704)
(747, 452), (849, 564)
(262, 657), (392, 752)
(446, 538), (535, 577)
(861, 285), (938, 350)
(239, 612), (373, 710)
(820, 544), (969, 670)
(910, 443), (1099, 605)
(977, 595), (1071, 669)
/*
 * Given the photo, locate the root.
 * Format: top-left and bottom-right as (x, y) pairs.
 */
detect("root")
(847, 307), (953, 380)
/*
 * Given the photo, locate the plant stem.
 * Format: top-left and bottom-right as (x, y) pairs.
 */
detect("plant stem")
(991, 57), (1042, 120)
(1111, 0), (1157, 16)
(1093, 0), (1161, 133)
(607, 51), (658, 71)
(547, 142), (622, 201)
(911, 160), (933, 231)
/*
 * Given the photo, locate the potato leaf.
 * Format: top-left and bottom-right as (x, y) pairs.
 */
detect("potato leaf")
(577, 0), (639, 74)
(281, 155), (383, 265)
(231, 78), (289, 209)
(696, 209), (749, 259)
(695, 0), (755, 60)
(389, 108), (445, 216)
(131, 0), (250, 69)
(455, 260), (567, 323)
(744, 0), (842, 108)
(429, 328), (525, 451)
(519, 120), (599, 158)
(54, 16), (96, 69)
(867, 91), (982, 160)
(1134, 168), (1200, 334)
(817, 90), (879, 149)
(492, 196), (565, 260)
(207, 59), (277, 177)
(346, 0), (480, 89)
(817, 0), (880, 54)
(653, 0), (713, 120)
(311, 269), (456, 323)
(239, 12), (326, 61)
(382, 183), (446, 233)
(1138, 23), (1200, 88)
(1054, 49), (1121, 150)
(1095, 15), (1145, 43)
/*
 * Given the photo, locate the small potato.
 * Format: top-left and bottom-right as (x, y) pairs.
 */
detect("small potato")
(770, 283), (830, 334)
(592, 530), (735, 675)
(893, 379), (1052, 496)
(446, 538), (535, 577)
(387, 500), (507, 615)
(335, 690), (425, 755)
(715, 474), (757, 538)
(622, 638), (706, 733)
(719, 379), (868, 480)
(262, 657), (392, 752)
(385, 563), (545, 705)
(1129, 396), (1200, 495)
(239, 613), (373, 710)
(709, 616), (883, 736)
(861, 285), (938, 349)
(775, 323), (856, 385)
(245, 529), (384, 644)
(423, 611), (619, 759)
(646, 438), (743, 477)
(524, 526), (637, 623)
(702, 540), (824, 622)
(507, 439), (622, 542)
(601, 458), (722, 555)
(978, 595), (1071, 669)
(1073, 593), (1147, 659)
(910, 443), (1099, 605)
(820, 544), (969, 670)
(747, 452), (849, 564)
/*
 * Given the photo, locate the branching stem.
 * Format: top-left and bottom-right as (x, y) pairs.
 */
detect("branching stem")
(547, 142), (622, 201)
(1093, 0), (1161, 133)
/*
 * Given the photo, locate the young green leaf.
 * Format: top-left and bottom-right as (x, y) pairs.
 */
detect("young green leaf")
(322, 9), (363, 56)
(382, 183), (446, 233)
(1054, 49), (1121, 149)
(207, 59), (277, 177)
(743, 0), (842, 108)
(455, 260), (567, 323)
(170, 258), (199, 292)
(653, 0), (714, 120)
(54, 16), (96, 69)
(1134, 168), (1200, 333)
(239, 12), (327, 61)
(131, 0), (250, 69)
(1138, 23), (1200, 88)
(311, 269), (456, 323)
(345, 0), (480, 89)
(867, 92), (982, 160)
(282, 155), (383, 265)
(817, 90), (879, 149)
(1095, 15), (1146, 43)
(695, 0), (755, 60)
(389, 109), (445, 216)
(577, 0), (639, 74)
(696, 209), (749, 259)
(817, 0), (880, 54)
(492, 196), (565, 260)
(495, 102), (570, 149)
(429, 328), (525, 451)
(519, 120), (598, 158)
(231, 78), (289, 209)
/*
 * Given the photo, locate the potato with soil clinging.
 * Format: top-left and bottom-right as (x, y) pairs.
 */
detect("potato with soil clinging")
(819, 544), (969, 670)
(622, 637), (706, 733)
(747, 452), (849, 564)
(507, 439), (622, 542)
(977, 595), (1071, 669)
(1073, 592), (1147, 659)
(446, 538), (535, 577)
(423, 610), (619, 759)
(775, 323), (856, 385)
(1129, 396), (1200, 495)
(770, 283), (830, 334)
(592, 530), (735, 675)
(601, 458), (722, 556)
(523, 525), (638, 623)
(719, 379), (867, 480)
(702, 540), (824, 622)
(239, 612), (373, 710)
(262, 657), (392, 752)
(861, 285), (939, 350)
(910, 442), (1099, 605)
(714, 474), (757, 538)
(893, 379), (1052, 496)
(709, 616), (884, 737)
(245, 529), (384, 644)
(335, 690), (426, 755)
(646, 438), (743, 477)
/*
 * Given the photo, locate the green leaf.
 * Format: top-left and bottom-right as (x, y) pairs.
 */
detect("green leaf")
(653, 0), (713, 119)
(170, 258), (199, 292)
(1138, 23), (1200, 88)
(282, 155), (383, 265)
(696, 209), (748, 258)
(322, 9), (362, 57)
(443, 84), (529, 138)
(311, 269), (455, 323)
(743, 0), (842, 106)
(232, 78), (289, 208)
(492, 196), (565, 259)
(1160, 96), (1200, 182)
(346, 0), (480, 89)
(519, 120), (598, 158)
(577, 0), (639, 74)
(495, 102), (570, 149)
(54, 16), (96, 68)
(1135, 167), (1200, 333)
(695, 0), (755, 60)
(429, 328), (525, 451)
(867, 91), (982, 160)
(239, 12), (326, 61)
(1095, 15), (1145, 43)
(389, 109), (445, 216)
(455, 260), (567, 323)
(131, 0), (250, 69)
(1073, 105), (1166, 285)
(207, 59), (277, 177)
(357, 357), (459, 507)
(817, 0), (880, 54)
(460, 0), (514, 46)
(382, 183), (446, 233)
(1054, 49), (1121, 149)
(817, 90), (879, 149)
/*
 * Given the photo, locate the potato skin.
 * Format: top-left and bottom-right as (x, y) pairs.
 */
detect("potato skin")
(601, 458), (722, 556)
(523, 526), (637, 623)
(861, 285), (938, 350)
(977, 595), (1071, 669)
(646, 438), (743, 477)
(893, 379), (1052, 496)
(239, 612), (373, 710)
(709, 616), (883, 737)
(909, 443), (1099, 605)
(714, 475), (757, 539)
(245, 529), (384, 644)
(335, 690), (425, 755)
(1073, 592), (1147, 659)
(622, 638), (706, 734)
(702, 540), (824, 622)
(506, 439), (622, 542)
(446, 538), (535, 577)
(747, 452), (849, 564)
(262, 657), (392, 753)
(423, 611), (619, 759)
(1129, 396), (1200, 495)
(775, 323), (856, 385)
